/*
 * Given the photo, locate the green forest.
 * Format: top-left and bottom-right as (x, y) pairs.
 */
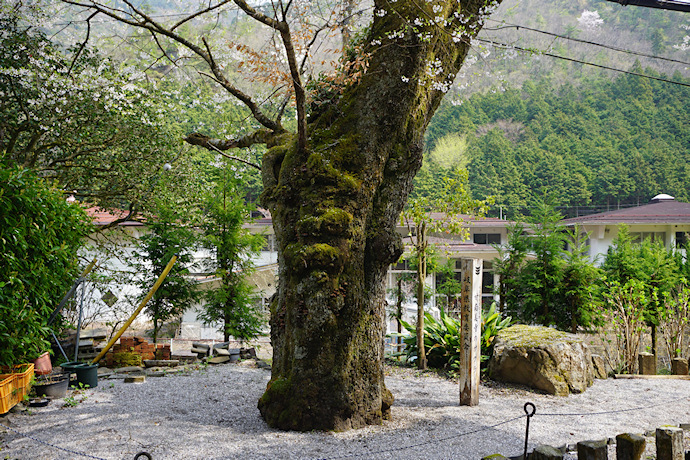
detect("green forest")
(421, 68), (690, 218)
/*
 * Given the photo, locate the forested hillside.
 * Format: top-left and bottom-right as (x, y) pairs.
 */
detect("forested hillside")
(416, 0), (690, 219)
(422, 70), (690, 218)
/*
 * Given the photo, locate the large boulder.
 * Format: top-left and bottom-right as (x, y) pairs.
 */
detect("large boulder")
(488, 325), (594, 396)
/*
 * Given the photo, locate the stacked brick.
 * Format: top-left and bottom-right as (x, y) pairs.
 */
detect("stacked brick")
(104, 336), (171, 367)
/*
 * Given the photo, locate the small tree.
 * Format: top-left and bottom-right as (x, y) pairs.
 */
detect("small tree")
(560, 227), (602, 333)
(601, 225), (680, 356)
(659, 283), (690, 360)
(198, 169), (265, 343)
(402, 169), (490, 369)
(599, 279), (648, 374)
(133, 187), (199, 344)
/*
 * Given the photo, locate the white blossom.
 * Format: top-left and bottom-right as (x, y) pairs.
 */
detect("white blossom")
(578, 10), (604, 31)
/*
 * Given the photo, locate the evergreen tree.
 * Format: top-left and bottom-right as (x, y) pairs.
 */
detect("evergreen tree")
(198, 168), (265, 344)
(134, 185), (199, 343)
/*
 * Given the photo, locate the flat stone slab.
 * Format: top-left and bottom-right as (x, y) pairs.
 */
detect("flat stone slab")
(208, 356), (230, 364)
(143, 360), (179, 368)
(124, 375), (146, 384)
(113, 366), (145, 373)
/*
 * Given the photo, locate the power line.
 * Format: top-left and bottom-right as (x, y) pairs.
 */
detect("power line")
(485, 20), (690, 67)
(476, 38), (690, 88)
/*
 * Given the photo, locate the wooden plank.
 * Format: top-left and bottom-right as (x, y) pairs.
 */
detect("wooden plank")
(459, 258), (482, 406)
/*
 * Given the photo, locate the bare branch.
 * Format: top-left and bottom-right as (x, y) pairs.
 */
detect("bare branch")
(67, 11), (98, 76)
(184, 131), (272, 170)
(62, 0), (284, 133)
(233, 0), (284, 31)
(171, 0), (233, 31)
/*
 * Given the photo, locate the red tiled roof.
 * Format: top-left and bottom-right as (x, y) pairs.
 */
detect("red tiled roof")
(561, 198), (690, 225)
(84, 207), (144, 226)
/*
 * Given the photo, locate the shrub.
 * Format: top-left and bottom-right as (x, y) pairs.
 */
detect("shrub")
(398, 303), (513, 372)
(0, 160), (90, 366)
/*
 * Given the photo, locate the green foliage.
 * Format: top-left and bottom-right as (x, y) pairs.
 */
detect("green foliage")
(132, 180), (200, 343)
(197, 168), (265, 344)
(398, 304), (512, 371)
(0, 10), (181, 210)
(424, 70), (690, 216)
(601, 225), (680, 327)
(0, 160), (90, 366)
(496, 204), (602, 331)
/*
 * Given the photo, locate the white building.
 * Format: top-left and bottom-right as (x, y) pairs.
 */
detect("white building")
(560, 194), (690, 266)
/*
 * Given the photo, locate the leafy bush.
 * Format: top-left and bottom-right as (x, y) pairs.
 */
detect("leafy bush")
(0, 160), (90, 366)
(397, 303), (512, 372)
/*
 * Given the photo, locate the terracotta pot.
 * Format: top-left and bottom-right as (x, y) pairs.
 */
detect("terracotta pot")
(33, 352), (52, 376)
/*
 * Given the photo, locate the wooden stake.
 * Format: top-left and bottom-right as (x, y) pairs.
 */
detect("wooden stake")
(459, 258), (482, 406)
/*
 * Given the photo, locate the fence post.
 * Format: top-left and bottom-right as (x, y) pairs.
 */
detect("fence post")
(459, 258), (482, 406)
(638, 352), (656, 375)
(530, 445), (564, 460)
(577, 440), (608, 460)
(616, 433), (646, 460)
(656, 427), (684, 460)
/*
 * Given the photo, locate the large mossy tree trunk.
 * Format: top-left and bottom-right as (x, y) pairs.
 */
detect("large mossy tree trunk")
(257, 0), (498, 431)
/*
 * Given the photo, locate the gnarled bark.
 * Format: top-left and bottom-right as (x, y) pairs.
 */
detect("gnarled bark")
(257, 0), (497, 431)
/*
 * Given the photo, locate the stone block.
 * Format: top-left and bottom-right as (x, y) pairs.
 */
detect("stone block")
(577, 440), (608, 460)
(656, 427), (684, 460)
(530, 444), (564, 460)
(671, 358), (689, 375)
(638, 352), (656, 375)
(616, 433), (646, 460)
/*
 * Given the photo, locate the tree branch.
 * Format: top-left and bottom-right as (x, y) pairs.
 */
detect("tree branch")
(62, 0), (284, 133)
(67, 11), (98, 76)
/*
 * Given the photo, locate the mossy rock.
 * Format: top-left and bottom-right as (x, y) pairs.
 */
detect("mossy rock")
(111, 352), (143, 368)
(488, 325), (594, 396)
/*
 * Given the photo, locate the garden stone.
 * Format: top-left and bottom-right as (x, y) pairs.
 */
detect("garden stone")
(577, 440), (608, 460)
(530, 444), (563, 460)
(488, 325), (594, 395)
(671, 358), (688, 375)
(591, 354), (608, 379)
(638, 353), (656, 375)
(656, 427), (684, 460)
(616, 433), (645, 460)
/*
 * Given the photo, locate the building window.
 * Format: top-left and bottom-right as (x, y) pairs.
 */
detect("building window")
(630, 232), (666, 245)
(473, 233), (501, 245)
(677, 231), (689, 248)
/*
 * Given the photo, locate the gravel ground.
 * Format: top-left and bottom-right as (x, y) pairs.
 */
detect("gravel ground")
(1, 362), (689, 460)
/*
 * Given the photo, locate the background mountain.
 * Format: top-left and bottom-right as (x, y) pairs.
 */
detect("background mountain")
(419, 0), (690, 218)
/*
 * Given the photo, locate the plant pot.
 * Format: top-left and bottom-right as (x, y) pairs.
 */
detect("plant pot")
(73, 363), (98, 388)
(33, 352), (52, 376)
(34, 375), (69, 398)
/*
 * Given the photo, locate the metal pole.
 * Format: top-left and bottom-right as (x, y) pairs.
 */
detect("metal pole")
(74, 279), (86, 362)
(48, 258), (97, 326)
(91, 255), (178, 365)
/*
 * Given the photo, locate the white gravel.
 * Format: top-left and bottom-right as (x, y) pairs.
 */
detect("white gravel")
(1, 362), (689, 460)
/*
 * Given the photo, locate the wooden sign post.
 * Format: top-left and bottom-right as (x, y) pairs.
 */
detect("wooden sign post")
(459, 258), (482, 406)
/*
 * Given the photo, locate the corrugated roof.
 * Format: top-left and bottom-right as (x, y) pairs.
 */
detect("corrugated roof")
(561, 198), (690, 225)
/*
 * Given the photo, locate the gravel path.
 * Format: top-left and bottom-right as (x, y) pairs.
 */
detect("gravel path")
(1, 362), (689, 460)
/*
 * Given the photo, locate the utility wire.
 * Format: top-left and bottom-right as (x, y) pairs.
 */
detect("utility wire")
(476, 38), (690, 88)
(485, 20), (690, 67)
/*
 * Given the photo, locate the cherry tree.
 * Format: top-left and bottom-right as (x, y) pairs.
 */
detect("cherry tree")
(0, 7), (180, 211)
(59, 0), (503, 431)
